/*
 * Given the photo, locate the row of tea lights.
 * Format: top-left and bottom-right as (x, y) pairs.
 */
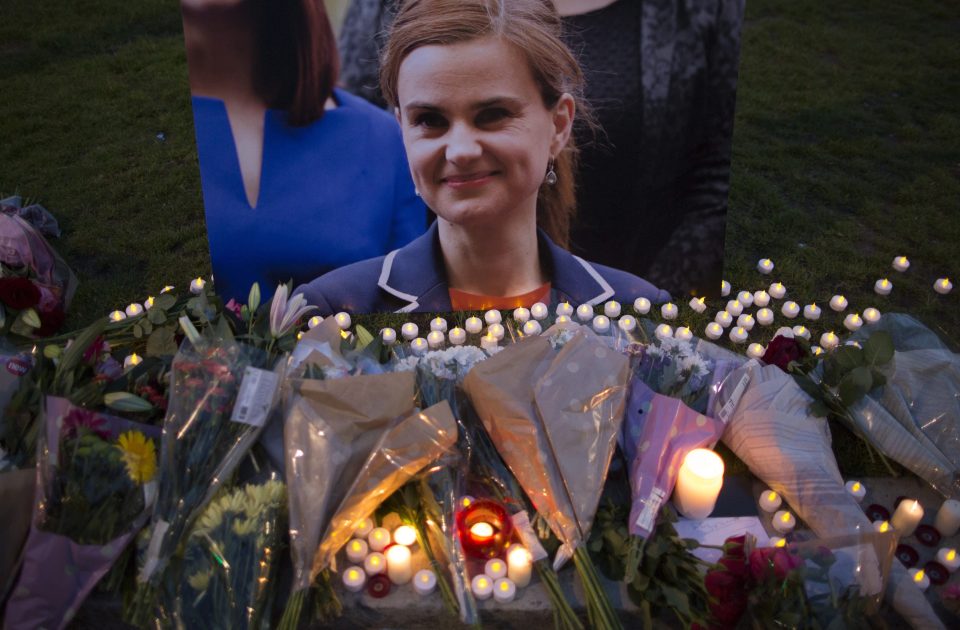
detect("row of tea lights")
(758, 256), (953, 295)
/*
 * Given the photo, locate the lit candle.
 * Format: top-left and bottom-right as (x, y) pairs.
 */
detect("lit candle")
(465, 317), (483, 334)
(427, 330), (445, 350)
(936, 548), (960, 572)
(934, 278), (953, 295)
(845, 340), (862, 349)
(891, 499), (924, 537)
(449, 327), (466, 345)
(781, 301), (800, 319)
(843, 313), (863, 332)
(459, 496), (475, 509)
(705, 323), (723, 340)
(661, 302), (679, 320)
(863, 307), (881, 324)
(689, 297), (707, 313)
(530, 302), (548, 320)
(674, 326), (693, 341)
(655, 324), (674, 340)
(934, 499), (960, 537)
(487, 323), (505, 340)
(721, 280), (731, 297)
(394, 525), (417, 547)
(820, 331), (839, 351)
(368, 528), (391, 552)
(485, 558), (507, 580)
(332, 312), (351, 330)
(715, 311), (733, 328)
(873, 520), (891, 534)
(143, 296), (155, 310)
(556, 302), (574, 317)
(758, 490), (782, 513)
(592, 315), (611, 334)
(747, 343), (765, 359)
(160, 285), (175, 294)
(768, 283), (786, 299)
(189, 277), (206, 294)
(756, 308), (775, 326)
(305, 315), (322, 329)
(342, 566), (367, 593)
(829, 295), (848, 312)
(493, 578), (517, 603)
(354, 518), (374, 538)
(364, 552), (386, 575)
(108, 310), (126, 322)
(757, 259), (775, 274)
(633, 297), (651, 314)
(376, 328), (396, 346)
(753, 291), (771, 308)
(470, 521), (493, 539)
(522, 320), (542, 336)
(481, 334), (499, 353)
(725, 300), (743, 317)
(471, 575), (493, 600)
(410, 338), (428, 356)
(908, 568), (930, 592)
(772, 510), (796, 534)
(775, 327), (795, 340)
(845, 481), (866, 503)
(125, 303), (144, 318)
(346, 539), (368, 564)
(617, 315), (637, 333)
(401, 322), (419, 341)
(737, 314), (756, 331)
(737, 291), (754, 308)
(792, 326), (811, 340)
(729, 327), (749, 344)
(430, 317), (448, 333)
(123, 353), (142, 369)
(513, 307), (531, 324)
(874, 278), (893, 296)
(556, 315), (571, 325)
(770, 536), (787, 548)
(386, 543), (413, 584)
(484, 309), (502, 325)
(576, 304), (594, 322)
(811, 345), (823, 356)
(414, 569), (437, 595)
(673, 449), (724, 520)
(803, 304), (821, 320)
(604, 300), (622, 318)
(507, 544), (532, 587)
(892, 256), (910, 272)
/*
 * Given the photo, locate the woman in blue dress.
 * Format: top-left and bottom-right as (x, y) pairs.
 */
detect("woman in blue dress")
(181, 0), (426, 302)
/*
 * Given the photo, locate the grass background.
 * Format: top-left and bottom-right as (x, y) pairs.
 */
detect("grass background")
(1, 0), (958, 474)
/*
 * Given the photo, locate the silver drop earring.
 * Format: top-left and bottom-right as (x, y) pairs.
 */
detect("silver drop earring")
(545, 159), (557, 186)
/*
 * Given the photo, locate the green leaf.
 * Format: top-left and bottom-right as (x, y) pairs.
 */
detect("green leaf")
(133, 323), (143, 339)
(141, 319), (153, 335)
(154, 293), (176, 311)
(56, 318), (108, 387)
(791, 374), (823, 401)
(146, 326), (178, 357)
(104, 392), (154, 413)
(870, 368), (886, 388)
(832, 346), (864, 373)
(808, 400), (831, 417)
(838, 366), (872, 407)
(20, 307), (41, 329)
(661, 585), (691, 620)
(147, 307), (167, 325)
(248, 282), (261, 314)
(863, 331), (894, 367)
(355, 325), (375, 351)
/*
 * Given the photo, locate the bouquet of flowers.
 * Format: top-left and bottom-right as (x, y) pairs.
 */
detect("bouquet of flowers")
(4, 397), (158, 630)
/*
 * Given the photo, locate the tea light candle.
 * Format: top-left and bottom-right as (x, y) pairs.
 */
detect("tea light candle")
(781, 301), (800, 319)
(634, 297), (651, 314)
(507, 544), (532, 587)
(721, 280), (731, 297)
(753, 290), (771, 308)
(737, 314), (756, 331)
(364, 552), (386, 575)
(513, 307), (531, 324)
(873, 520), (891, 534)
(604, 300), (621, 318)
(190, 277), (206, 294)
(556, 315), (571, 325)
(459, 496), (475, 509)
(485, 558), (508, 580)
(143, 296), (155, 310)
(845, 340), (862, 349)
(160, 285), (175, 294)
(125, 303), (144, 318)
(756, 308), (775, 326)
(792, 326), (811, 340)
(484, 309), (502, 325)
(487, 323), (505, 341)
(892, 256), (910, 272)
(729, 327), (749, 344)
(775, 327), (795, 339)
(811, 346), (823, 356)
(471, 575), (493, 600)
(675, 326), (693, 341)
(575, 304), (593, 322)
(414, 569), (437, 595)
(936, 548), (960, 572)
(934, 499), (960, 537)
(863, 308), (881, 324)
(845, 481), (866, 503)
(689, 297), (707, 313)
(934, 278), (953, 294)
(829, 295), (848, 312)
(803, 304), (821, 320)
(715, 311), (733, 327)
(368, 528), (391, 552)
(393, 525), (417, 547)
(556, 302), (574, 317)
(747, 343), (765, 359)
(124, 353), (142, 369)
(449, 327), (466, 345)
(772, 510), (796, 534)
(874, 278), (892, 296)
(661, 302), (679, 320)
(617, 315), (637, 333)
(427, 330), (445, 349)
(737, 291), (754, 308)
(522, 320), (542, 336)
(109, 310), (126, 322)
(820, 331), (839, 351)
(411, 338), (428, 356)
(592, 315), (611, 334)
(725, 300), (743, 317)
(493, 578), (517, 603)
(757, 259), (774, 274)
(481, 333), (499, 353)
(305, 315), (323, 329)
(401, 322), (419, 341)
(770, 536), (787, 548)
(346, 539), (368, 564)
(843, 313), (863, 332)
(769, 283), (786, 299)
(335, 312), (352, 330)
(705, 323), (724, 340)
(655, 324), (674, 339)
(908, 568), (930, 592)
(530, 302), (548, 320)
(465, 317), (483, 334)
(386, 544), (413, 584)
(342, 567), (367, 593)
(354, 518), (374, 538)
(891, 499), (924, 537)
(759, 490), (782, 513)
(673, 449), (724, 520)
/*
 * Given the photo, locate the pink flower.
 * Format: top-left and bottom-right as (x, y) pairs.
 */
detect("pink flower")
(224, 298), (243, 317)
(749, 546), (803, 582)
(61, 408), (110, 439)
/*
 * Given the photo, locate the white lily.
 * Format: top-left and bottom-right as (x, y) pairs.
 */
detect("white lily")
(269, 284), (316, 338)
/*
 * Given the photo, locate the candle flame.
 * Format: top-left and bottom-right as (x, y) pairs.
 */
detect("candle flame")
(348, 569), (360, 580)
(898, 257), (907, 264)
(880, 521), (889, 532)
(373, 530), (385, 540)
(781, 513), (791, 523)
(421, 573), (431, 582)
(882, 279), (889, 287)
(852, 482), (861, 492)
(470, 522), (494, 539)
(491, 561), (502, 571)
(768, 491), (778, 502)
(499, 581), (510, 591)
(698, 297), (705, 304)
(351, 541), (361, 551)
(913, 570), (925, 583)
(369, 556), (381, 566)
(775, 538), (787, 548)
(127, 353), (142, 366)
(948, 550), (957, 562)
(478, 577), (489, 588)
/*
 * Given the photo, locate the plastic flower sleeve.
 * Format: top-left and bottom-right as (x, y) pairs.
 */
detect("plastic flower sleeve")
(4, 397), (159, 630)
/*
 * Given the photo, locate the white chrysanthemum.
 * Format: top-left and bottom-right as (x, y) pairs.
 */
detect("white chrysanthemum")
(232, 516), (260, 537)
(547, 327), (577, 349)
(678, 353), (710, 376)
(394, 346), (489, 382)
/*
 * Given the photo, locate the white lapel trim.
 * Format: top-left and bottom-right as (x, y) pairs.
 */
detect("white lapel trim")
(377, 248), (420, 312)
(572, 255), (614, 305)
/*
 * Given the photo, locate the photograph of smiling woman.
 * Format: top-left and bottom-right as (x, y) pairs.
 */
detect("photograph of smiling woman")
(295, 0), (670, 315)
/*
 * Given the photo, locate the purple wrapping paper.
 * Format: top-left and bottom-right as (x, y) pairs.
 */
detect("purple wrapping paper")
(623, 379), (724, 537)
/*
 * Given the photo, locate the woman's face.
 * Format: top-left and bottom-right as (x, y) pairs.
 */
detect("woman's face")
(396, 36), (574, 229)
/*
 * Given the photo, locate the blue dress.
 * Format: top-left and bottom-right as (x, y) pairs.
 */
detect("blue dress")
(191, 88), (426, 301)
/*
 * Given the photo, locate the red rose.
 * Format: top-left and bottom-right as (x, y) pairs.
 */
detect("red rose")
(705, 569), (745, 601)
(719, 555), (749, 580)
(710, 595), (747, 627)
(760, 335), (805, 372)
(35, 307), (66, 337)
(0, 277), (41, 309)
(749, 547), (803, 582)
(723, 535), (747, 558)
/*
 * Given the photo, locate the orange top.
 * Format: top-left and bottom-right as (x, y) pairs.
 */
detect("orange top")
(449, 283), (552, 311)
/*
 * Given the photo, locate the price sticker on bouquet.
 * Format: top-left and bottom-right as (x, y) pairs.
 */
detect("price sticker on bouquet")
(230, 367), (281, 427)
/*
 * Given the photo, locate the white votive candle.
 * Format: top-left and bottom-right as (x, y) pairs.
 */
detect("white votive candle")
(556, 302), (574, 317)
(485, 558), (508, 580)
(873, 520), (891, 534)
(775, 327), (795, 339)
(715, 311), (733, 328)
(471, 575), (494, 600)
(513, 307), (531, 324)
(936, 548), (960, 572)
(634, 297), (651, 314)
(661, 302), (679, 320)
(576, 304), (594, 322)
(772, 510), (796, 534)
(125, 303), (144, 318)
(770, 536), (787, 548)
(820, 331), (839, 351)
(604, 300), (622, 318)
(386, 543), (412, 584)
(368, 527), (391, 552)
(530, 302), (548, 320)
(725, 300), (743, 317)
(410, 338), (428, 356)
(190, 277), (206, 294)
(892, 256), (910, 272)
(843, 313), (863, 332)
(737, 291), (754, 308)
(493, 578), (517, 603)
(481, 333), (499, 352)
(874, 278), (893, 296)
(592, 315), (611, 334)
(769, 283), (786, 299)
(342, 567), (367, 593)
(428, 317), (446, 333)
(449, 327), (466, 345)
(721, 280), (731, 297)
(160, 285), (175, 294)
(747, 343), (765, 359)
(522, 320), (542, 336)
(753, 291), (771, 308)
(792, 326), (811, 340)
(729, 327), (749, 344)
(124, 353), (142, 369)
(781, 301), (800, 319)
(487, 323), (505, 341)
(354, 518), (374, 538)
(465, 317), (483, 334)
(556, 315), (571, 325)
(346, 539), (368, 564)
(829, 295), (848, 311)
(507, 544), (532, 587)
(484, 309), (502, 325)
(674, 449), (724, 520)
(803, 304), (821, 320)
(705, 323), (723, 340)
(737, 314), (755, 331)
(863, 308), (881, 324)
(934, 278), (953, 294)
(364, 552), (386, 576)
(401, 323), (418, 341)
(427, 330), (445, 350)
(756, 308), (775, 326)
(934, 499), (960, 537)
(655, 324), (674, 339)
(307, 315), (324, 329)
(908, 568), (930, 592)
(759, 490), (782, 513)
(689, 297), (707, 313)
(674, 326), (693, 341)
(811, 346), (823, 356)
(411, 570), (436, 597)
(757, 259), (774, 274)
(108, 310), (126, 322)
(393, 525), (417, 547)
(891, 499), (924, 537)
(845, 481), (866, 503)
(334, 312), (352, 330)
(618, 315), (637, 333)
(143, 296), (155, 310)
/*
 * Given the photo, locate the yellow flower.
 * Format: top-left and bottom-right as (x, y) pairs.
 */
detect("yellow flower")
(116, 431), (157, 484)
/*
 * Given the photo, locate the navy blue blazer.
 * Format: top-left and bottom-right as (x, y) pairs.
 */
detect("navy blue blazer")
(295, 222), (670, 315)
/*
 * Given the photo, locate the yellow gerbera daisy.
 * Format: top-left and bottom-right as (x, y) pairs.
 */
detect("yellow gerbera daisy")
(116, 430), (157, 484)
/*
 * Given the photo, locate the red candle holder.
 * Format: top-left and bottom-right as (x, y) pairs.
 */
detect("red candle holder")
(456, 498), (513, 560)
